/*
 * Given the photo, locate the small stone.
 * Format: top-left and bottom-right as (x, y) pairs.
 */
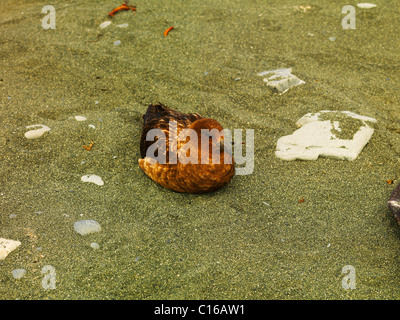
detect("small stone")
(388, 182), (400, 222)
(99, 21), (112, 29)
(90, 242), (100, 249)
(74, 220), (102, 235)
(12, 269), (26, 279)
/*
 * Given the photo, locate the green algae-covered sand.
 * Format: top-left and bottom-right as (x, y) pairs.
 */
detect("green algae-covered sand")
(1, 0), (400, 299)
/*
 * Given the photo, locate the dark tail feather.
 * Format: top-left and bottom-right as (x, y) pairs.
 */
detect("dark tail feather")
(142, 103), (170, 125)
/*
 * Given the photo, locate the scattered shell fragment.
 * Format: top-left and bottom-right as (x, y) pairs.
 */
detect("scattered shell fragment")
(88, 124), (96, 129)
(74, 220), (102, 235)
(275, 110), (377, 161)
(114, 40), (121, 46)
(357, 3), (376, 9)
(0, 238), (21, 260)
(74, 115), (87, 121)
(24, 125), (50, 139)
(258, 68), (305, 93)
(81, 175), (104, 186)
(99, 21), (112, 29)
(116, 23), (129, 28)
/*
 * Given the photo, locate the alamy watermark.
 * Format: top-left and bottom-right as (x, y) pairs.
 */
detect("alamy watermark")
(341, 265), (356, 290)
(144, 122), (254, 175)
(342, 5), (356, 29)
(41, 265), (56, 290)
(42, 5), (56, 29)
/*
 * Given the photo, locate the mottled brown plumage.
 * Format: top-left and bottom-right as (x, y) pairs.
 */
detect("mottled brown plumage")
(139, 104), (235, 193)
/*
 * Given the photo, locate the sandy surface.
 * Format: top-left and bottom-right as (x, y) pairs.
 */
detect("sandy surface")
(1, 0), (400, 299)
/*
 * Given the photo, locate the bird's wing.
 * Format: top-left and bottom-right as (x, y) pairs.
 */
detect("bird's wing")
(138, 157), (186, 192)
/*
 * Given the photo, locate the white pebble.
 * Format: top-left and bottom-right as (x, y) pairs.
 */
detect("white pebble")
(99, 21), (112, 29)
(24, 124), (50, 139)
(74, 115), (87, 121)
(74, 220), (102, 235)
(12, 269), (26, 279)
(90, 242), (100, 249)
(81, 175), (104, 186)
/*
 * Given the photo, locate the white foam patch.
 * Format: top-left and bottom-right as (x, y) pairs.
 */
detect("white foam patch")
(275, 110), (377, 161)
(258, 68), (305, 93)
